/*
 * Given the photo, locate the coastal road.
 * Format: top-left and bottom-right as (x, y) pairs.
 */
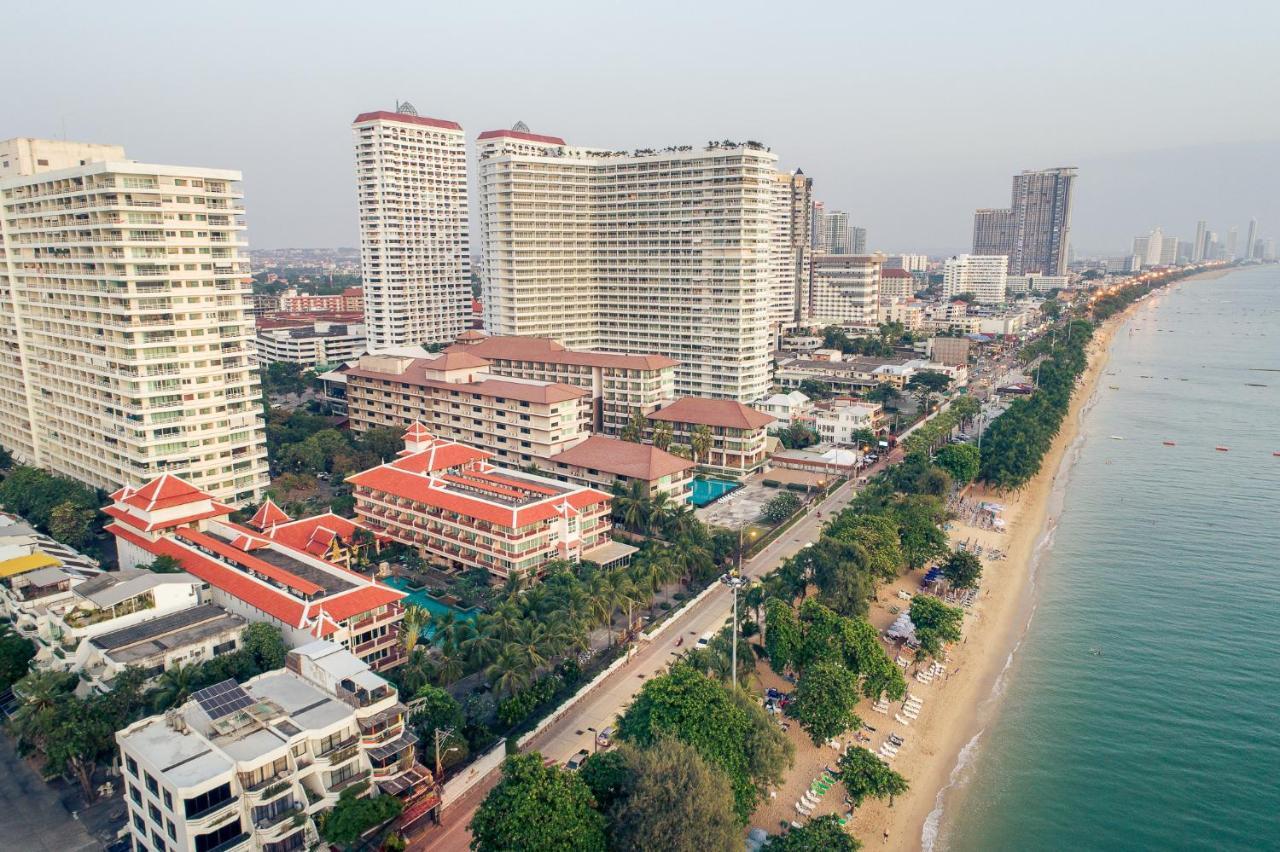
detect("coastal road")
(409, 467), (888, 851)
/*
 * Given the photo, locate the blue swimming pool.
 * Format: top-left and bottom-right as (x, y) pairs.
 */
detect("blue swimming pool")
(690, 477), (740, 507)
(384, 576), (480, 636)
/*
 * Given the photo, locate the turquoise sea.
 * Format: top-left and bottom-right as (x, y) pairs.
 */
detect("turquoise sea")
(937, 265), (1280, 850)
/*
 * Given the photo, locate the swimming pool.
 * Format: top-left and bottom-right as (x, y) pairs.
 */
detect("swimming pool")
(383, 576), (480, 635)
(690, 477), (740, 507)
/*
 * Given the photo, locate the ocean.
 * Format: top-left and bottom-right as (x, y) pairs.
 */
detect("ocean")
(937, 265), (1280, 850)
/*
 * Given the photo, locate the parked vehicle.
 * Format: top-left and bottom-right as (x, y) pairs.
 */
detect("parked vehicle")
(565, 749), (590, 771)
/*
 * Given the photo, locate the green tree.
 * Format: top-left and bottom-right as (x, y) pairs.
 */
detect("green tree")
(933, 443), (980, 485)
(145, 554), (185, 574)
(410, 685), (469, 771)
(908, 595), (964, 659)
(690, 425), (713, 466)
(615, 665), (792, 823)
(651, 420), (674, 451)
(42, 696), (115, 800)
(240, 622), (287, 671)
(620, 411), (648, 444)
(764, 598), (802, 673)
(762, 492), (802, 525)
(786, 661), (861, 745)
(321, 780), (404, 849)
(357, 426), (404, 461)
(150, 662), (200, 712)
(765, 815), (860, 851)
(941, 550), (982, 590)
(892, 495), (950, 570)
(865, 382), (900, 409)
(470, 753), (607, 852)
(606, 738), (739, 852)
(0, 626), (35, 691)
(798, 379), (834, 400)
(579, 750), (632, 813)
(838, 745), (909, 809)
(47, 500), (96, 549)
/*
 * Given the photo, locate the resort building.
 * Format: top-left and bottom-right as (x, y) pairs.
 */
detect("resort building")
(105, 475), (407, 672)
(447, 334), (676, 435)
(812, 400), (885, 445)
(943, 254), (1009, 304)
(1005, 273), (1069, 294)
(348, 425), (626, 581)
(255, 318), (367, 369)
(278, 286), (363, 313)
(644, 397), (775, 478)
(545, 435), (695, 503)
(477, 130), (778, 402)
(344, 348), (593, 468)
(353, 107), (470, 349)
(0, 137), (270, 505)
(810, 254), (883, 326)
(115, 640), (438, 852)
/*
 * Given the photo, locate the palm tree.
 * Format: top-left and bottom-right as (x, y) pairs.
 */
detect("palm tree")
(151, 663), (200, 712)
(434, 645), (465, 687)
(665, 503), (697, 539)
(401, 605), (430, 656)
(652, 420), (674, 451)
(612, 480), (650, 533)
(485, 645), (533, 698)
(646, 490), (674, 537)
(10, 670), (73, 750)
(690, 424), (713, 466)
(462, 614), (502, 668)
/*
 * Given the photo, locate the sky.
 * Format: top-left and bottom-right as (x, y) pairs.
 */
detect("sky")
(5, 0), (1279, 256)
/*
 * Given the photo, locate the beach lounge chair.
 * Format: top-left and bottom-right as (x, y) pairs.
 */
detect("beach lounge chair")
(795, 802), (813, 817)
(895, 713), (911, 726)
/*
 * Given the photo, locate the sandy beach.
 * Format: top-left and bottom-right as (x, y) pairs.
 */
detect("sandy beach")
(751, 298), (1145, 849)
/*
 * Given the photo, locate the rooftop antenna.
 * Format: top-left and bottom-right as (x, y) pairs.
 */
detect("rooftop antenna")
(512, 120), (530, 133)
(395, 100), (418, 117)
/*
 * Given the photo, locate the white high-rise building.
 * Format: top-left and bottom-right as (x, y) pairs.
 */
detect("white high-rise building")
(478, 131), (778, 401)
(0, 138), (269, 504)
(942, 255), (1008, 304)
(1192, 220), (1208, 262)
(811, 255), (882, 326)
(353, 107), (470, 350)
(768, 170), (813, 329)
(1244, 218), (1258, 260)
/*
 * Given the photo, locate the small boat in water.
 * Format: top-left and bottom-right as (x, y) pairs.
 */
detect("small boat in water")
(1109, 435), (1125, 441)
(1215, 446), (1230, 452)
(1162, 441), (1176, 446)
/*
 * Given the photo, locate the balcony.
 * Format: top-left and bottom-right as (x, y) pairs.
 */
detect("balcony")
(253, 801), (304, 834)
(328, 769), (371, 795)
(202, 832), (250, 852)
(349, 602), (403, 633)
(186, 795), (240, 826)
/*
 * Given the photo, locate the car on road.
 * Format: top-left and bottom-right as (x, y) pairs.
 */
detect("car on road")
(596, 727), (614, 749)
(565, 749), (590, 771)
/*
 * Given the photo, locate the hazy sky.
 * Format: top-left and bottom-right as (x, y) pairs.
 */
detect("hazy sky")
(7, 1), (1278, 256)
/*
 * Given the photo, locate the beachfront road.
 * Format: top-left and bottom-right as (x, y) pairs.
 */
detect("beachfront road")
(407, 462), (893, 851)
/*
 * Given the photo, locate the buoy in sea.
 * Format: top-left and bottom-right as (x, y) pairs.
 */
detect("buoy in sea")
(1162, 441), (1176, 446)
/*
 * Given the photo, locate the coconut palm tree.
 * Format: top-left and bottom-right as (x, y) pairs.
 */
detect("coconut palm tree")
(665, 503), (698, 539)
(463, 614), (502, 668)
(690, 424), (713, 467)
(400, 605), (430, 656)
(485, 645), (533, 698)
(151, 662), (200, 712)
(611, 480), (650, 533)
(10, 670), (74, 750)
(646, 490), (674, 537)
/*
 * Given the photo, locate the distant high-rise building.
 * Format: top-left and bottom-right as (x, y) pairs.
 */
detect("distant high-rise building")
(1192, 220), (1208, 262)
(943, 255), (1008, 304)
(785, 171), (814, 324)
(822, 210), (852, 254)
(883, 254), (929, 273)
(0, 138), (269, 504)
(353, 106), (471, 350)
(850, 226), (867, 255)
(1244, 218), (1258, 260)
(1177, 240), (1193, 264)
(1226, 226), (1239, 260)
(478, 131), (779, 401)
(972, 167), (1076, 275)
(811, 201), (827, 252)
(810, 254), (882, 325)
(1160, 236), (1178, 266)
(768, 171), (814, 328)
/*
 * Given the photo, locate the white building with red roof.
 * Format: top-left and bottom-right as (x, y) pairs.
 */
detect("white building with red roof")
(348, 425), (627, 581)
(546, 435), (694, 503)
(104, 476), (406, 671)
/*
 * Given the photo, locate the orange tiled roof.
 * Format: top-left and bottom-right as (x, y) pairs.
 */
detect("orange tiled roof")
(248, 498), (291, 530)
(646, 397), (775, 430)
(173, 528), (324, 597)
(115, 474), (215, 512)
(445, 335), (678, 371)
(549, 435), (694, 481)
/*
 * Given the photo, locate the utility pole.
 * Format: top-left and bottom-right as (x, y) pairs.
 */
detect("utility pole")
(433, 727), (456, 779)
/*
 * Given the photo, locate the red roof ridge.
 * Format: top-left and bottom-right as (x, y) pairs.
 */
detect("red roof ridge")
(477, 129), (567, 145)
(353, 110), (462, 131)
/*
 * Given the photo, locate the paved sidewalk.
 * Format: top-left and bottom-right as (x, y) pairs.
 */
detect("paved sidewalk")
(0, 735), (99, 852)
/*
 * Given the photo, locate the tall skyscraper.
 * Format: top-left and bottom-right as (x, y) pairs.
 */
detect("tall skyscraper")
(811, 201), (827, 252)
(0, 138), (269, 504)
(850, 226), (867, 255)
(1192, 220), (1208, 262)
(1245, 218), (1258, 260)
(943, 255), (1008, 304)
(972, 167), (1076, 275)
(823, 210), (852, 254)
(352, 105), (470, 350)
(478, 131), (778, 401)
(1226, 226), (1239, 260)
(771, 170), (813, 327)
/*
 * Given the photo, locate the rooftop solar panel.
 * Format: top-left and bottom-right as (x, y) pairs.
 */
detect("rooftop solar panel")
(191, 679), (254, 720)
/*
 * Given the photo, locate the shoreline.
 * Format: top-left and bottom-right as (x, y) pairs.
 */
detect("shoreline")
(847, 295), (1149, 851)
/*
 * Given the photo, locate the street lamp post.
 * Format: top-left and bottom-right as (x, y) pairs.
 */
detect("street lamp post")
(720, 573), (749, 690)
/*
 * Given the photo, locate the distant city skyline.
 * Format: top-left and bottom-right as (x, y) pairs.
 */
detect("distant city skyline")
(6, 2), (1276, 256)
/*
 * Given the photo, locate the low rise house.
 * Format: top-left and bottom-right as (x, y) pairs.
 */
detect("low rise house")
(546, 435), (694, 503)
(115, 640), (438, 852)
(755, 391), (811, 427)
(348, 424), (626, 581)
(813, 400), (885, 445)
(645, 397), (775, 478)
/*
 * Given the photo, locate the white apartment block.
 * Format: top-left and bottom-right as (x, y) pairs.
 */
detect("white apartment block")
(116, 640), (436, 852)
(1006, 274), (1069, 295)
(768, 171), (812, 329)
(883, 254), (929, 273)
(478, 130), (777, 402)
(353, 108), (470, 349)
(0, 138), (269, 505)
(811, 254), (882, 326)
(255, 320), (367, 369)
(814, 400), (883, 445)
(942, 254), (1008, 304)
